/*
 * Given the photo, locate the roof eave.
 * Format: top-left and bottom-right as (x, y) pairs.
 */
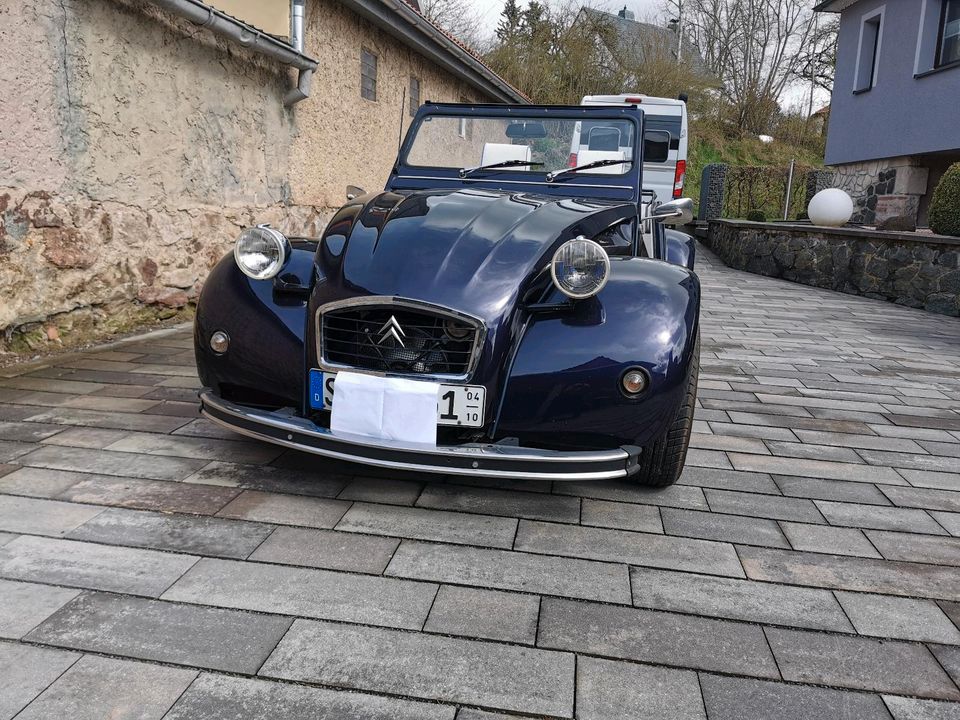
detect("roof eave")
(814, 0), (858, 13)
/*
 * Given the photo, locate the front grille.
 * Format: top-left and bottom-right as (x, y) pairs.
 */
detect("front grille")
(320, 303), (481, 377)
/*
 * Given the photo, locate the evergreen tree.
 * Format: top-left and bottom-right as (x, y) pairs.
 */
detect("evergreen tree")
(496, 0), (522, 42)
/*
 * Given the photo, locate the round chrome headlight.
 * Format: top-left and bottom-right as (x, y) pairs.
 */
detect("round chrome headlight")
(234, 226), (289, 280)
(550, 237), (610, 299)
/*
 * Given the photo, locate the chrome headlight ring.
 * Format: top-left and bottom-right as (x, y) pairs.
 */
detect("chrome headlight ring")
(550, 236), (611, 300)
(234, 225), (290, 280)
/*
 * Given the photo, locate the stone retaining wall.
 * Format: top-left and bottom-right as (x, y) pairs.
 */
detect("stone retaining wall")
(704, 221), (960, 317)
(0, 187), (329, 352)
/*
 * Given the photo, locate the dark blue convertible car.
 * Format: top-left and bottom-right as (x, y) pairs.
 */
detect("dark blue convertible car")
(194, 103), (700, 486)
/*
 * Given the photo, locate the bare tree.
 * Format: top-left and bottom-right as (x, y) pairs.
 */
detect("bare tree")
(486, 1), (711, 106)
(793, 14), (839, 97)
(662, 0), (820, 135)
(419, 0), (486, 49)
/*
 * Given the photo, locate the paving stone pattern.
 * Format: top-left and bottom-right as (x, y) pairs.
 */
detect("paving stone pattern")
(0, 244), (959, 718)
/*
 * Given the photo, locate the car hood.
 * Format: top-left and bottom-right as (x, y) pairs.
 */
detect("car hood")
(313, 188), (637, 324)
(310, 188), (638, 401)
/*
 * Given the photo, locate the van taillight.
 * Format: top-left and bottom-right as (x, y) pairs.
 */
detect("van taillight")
(568, 153), (578, 167)
(673, 160), (686, 198)
(625, 97), (643, 104)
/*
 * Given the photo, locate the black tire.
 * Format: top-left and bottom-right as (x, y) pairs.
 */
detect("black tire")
(632, 332), (699, 487)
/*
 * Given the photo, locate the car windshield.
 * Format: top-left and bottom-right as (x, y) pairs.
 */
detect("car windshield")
(405, 114), (635, 177)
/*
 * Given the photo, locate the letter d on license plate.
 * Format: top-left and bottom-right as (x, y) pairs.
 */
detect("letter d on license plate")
(309, 370), (484, 427)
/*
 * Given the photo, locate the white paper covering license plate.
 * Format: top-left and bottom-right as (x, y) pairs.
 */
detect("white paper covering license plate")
(313, 371), (485, 427)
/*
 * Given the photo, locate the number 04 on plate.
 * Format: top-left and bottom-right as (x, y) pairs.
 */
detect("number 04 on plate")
(310, 370), (485, 427)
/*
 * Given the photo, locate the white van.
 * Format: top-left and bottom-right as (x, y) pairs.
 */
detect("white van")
(574, 94), (688, 206)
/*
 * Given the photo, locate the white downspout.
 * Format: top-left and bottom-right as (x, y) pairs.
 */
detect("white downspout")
(283, 0), (312, 105)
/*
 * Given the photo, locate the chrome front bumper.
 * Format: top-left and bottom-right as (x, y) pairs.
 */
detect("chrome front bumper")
(200, 391), (640, 481)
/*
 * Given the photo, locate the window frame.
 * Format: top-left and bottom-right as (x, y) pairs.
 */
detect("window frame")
(853, 7), (884, 93)
(360, 47), (378, 102)
(937, 0), (960, 67)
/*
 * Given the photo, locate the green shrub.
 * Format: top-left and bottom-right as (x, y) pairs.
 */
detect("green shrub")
(746, 209), (767, 222)
(795, 211), (809, 221)
(929, 162), (960, 237)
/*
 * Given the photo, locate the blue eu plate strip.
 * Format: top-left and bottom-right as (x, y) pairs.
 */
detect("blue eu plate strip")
(308, 369), (325, 409)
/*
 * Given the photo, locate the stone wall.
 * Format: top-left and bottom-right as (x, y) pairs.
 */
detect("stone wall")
(704, 221), (960, 317)
(829, 157), (930, 225)
(697, 164), (727, 222)
(0, 0), (492, 352)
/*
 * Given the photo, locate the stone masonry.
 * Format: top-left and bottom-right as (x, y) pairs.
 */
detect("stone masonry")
(830, 157), (930, 226)
(0, 0), (493, 351)
(705, 220), (960, 317)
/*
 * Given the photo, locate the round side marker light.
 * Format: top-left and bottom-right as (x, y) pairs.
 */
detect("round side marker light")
(210, 331), (230, 354)
(621, 368), (648, 396)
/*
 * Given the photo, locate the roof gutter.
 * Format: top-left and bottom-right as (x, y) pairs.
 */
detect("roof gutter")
(339, 0), (527, 103)
(812, 0), (857, 12)
(147, 0), (318, 106)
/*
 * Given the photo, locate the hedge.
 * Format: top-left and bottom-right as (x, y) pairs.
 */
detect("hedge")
(929, 162), (960, 237)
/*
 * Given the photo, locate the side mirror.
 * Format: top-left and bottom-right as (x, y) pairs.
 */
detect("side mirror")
(643, 198), (694, 226)
(346, 185), (366, 201)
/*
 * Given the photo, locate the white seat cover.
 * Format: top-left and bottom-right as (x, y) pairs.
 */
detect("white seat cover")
(480, 143), (532, 170)
(576, 149), (627, 174)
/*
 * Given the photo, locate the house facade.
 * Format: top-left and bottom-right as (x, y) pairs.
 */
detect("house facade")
(570, 7), (709, 83)
(0, 0), (523, 350)
(816, 0), (960, 226)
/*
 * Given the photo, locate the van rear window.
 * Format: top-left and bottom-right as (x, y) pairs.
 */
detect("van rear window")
(578, 121), (635, 150)
(643, 118), (682, 152)
(580, 117), (680, 162)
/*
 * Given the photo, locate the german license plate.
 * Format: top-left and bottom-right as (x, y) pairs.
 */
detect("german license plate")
(309, 370), (485, 427)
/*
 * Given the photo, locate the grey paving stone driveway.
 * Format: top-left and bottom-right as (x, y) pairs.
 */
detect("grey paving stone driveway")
(1, 244), (960, 719)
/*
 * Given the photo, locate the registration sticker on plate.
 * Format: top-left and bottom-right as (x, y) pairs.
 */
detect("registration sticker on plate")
(309, 370), (485, 427)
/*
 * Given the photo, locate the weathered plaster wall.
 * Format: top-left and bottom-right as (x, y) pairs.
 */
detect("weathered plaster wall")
(0, 4), (68, 192)
(705, 220), (960, 317)
(288, 0), (487, 207)
(0, 0), (498, 350)
(0, 0), (309, 344)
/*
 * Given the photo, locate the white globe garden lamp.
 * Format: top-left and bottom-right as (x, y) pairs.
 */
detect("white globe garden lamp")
(808, 188), (854, 227)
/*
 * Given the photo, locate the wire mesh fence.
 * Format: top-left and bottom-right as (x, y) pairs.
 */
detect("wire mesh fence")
(721, 163), (816, 221)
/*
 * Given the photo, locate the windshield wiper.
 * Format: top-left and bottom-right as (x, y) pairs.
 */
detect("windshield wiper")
(459, 160), (544, 178)
(545, 158), (631, 182)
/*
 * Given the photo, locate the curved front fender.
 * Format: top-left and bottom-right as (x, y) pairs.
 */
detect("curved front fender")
(495, 258), (700, 450)
(664, 228), (696, 270)
(194, 242), (315, 407)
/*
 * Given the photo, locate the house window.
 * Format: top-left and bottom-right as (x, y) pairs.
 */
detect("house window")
(854, 9), (883, 92)
(409, 77), (420, 116)
(361, 48), (377, 101)
(939, 0), (960, 66)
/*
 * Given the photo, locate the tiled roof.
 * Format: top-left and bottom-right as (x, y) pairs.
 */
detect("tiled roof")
(399, 0), (530, 102)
